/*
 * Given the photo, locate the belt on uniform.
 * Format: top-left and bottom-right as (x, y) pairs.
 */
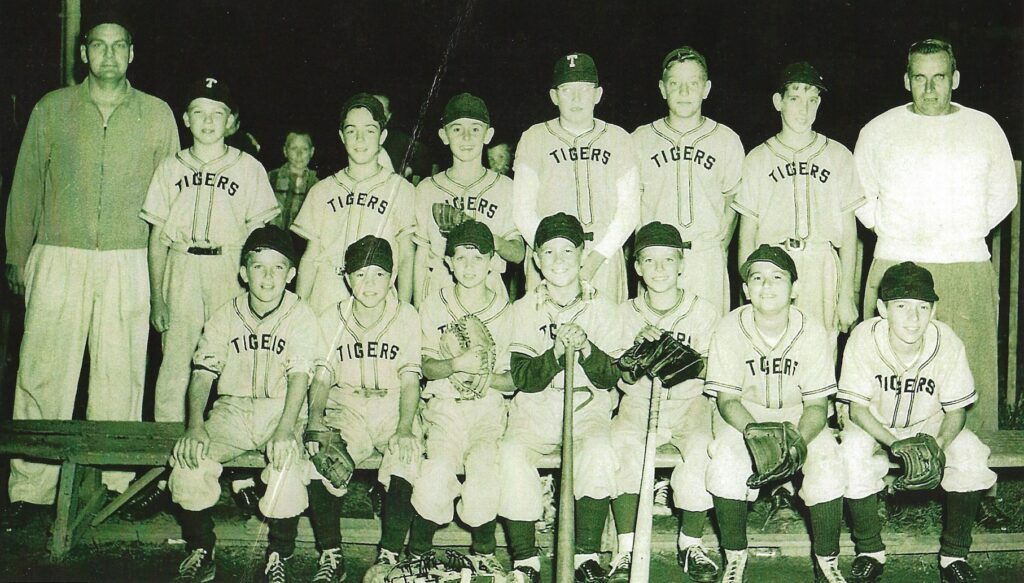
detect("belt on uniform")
(186, 246), (222, 256)
(779, 239), (832, 252)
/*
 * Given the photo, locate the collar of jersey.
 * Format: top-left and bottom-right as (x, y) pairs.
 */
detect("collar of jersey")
(872, 317), (940, 375)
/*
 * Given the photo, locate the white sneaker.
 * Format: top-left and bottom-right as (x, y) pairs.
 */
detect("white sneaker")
(362, 548), (399, 583)
(467, 552), (506, 575)
(815, 555), (848, 583)
(653, 480), (673, 516)
(607, 552), (631, 583)
(722, 549), (748, 583)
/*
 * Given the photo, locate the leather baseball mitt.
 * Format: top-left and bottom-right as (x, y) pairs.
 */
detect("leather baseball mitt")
(744, 421), (807, 488)
(431, 202), (470, 236)
(304, 428), (355, 491)
(891, 433), (945, 491)
(616, 331), (703, 388)
(439, 313), (495, 399)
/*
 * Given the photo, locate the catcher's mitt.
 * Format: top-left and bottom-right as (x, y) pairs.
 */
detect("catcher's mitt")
(431, 202), (470, 236)
(891, 433), (945, 491)
(744, 421), (807, 488)
(304, 429), (355, 491)
(616, 331), (703, 388)
(440, 313), (496, 400)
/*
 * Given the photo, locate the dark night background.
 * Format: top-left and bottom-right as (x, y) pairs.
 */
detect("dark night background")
(2, 0), (1022, 177)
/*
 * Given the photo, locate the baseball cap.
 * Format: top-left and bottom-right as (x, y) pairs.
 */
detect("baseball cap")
(634, 222), (690, 253)
(779, 62), (827, 93)
(445, 220), (495, 257)
(186, 77), (235, 112)
(661, 46), (708, 75)
(740, 244), (798, 282)
(534, 212), (592, 248)
(878, 262), (939, 303)
(242, 225), (296, 266)
(552, 53), (599, 88)
(443, 93), (490, 126)
(345, 235), (393, 274)
(340, 93), (388, 127)
(81, 3), (133, 39)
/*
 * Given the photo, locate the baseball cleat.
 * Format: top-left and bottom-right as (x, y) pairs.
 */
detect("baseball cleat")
(312, 547), (346, 583)
(677, 544), (719, 582)
(848, 555), (884, 583)
(940, 560), (977, 583)
(361, 548), (398, 583)
(574, 558), (609, 582)
(721, 549), (748, 583)
(175, 547), (215, 583)
(264, 551), (288, 583)
(467, 552), (506, 575)
(607, 552), (631, 583)
(119, 482), (169, 521)
(813, 555), (847, 583)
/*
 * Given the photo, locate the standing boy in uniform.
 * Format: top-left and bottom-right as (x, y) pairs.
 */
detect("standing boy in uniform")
(404, 221), (515, 576)
(167, 226), (317, 583)
(838, 262), (997, 583)
(704, 245), (848, 583)
(607, 222), (720, 583)
(303, 236), (423, 583)
(413, 93), (524, 305)
(734, 63), (863, 350)
(632, 47), (745, 315)
(497, 212), (627, 583)
(291, 94), (416, 314)
(512, 53), (640, 304)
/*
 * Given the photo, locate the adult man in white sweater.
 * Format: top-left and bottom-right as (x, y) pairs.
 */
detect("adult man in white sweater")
(854, 39), (1017, 432)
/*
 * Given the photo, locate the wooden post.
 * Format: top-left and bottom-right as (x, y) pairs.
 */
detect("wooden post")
(60, 0), (81, 87)
(1007, 161), (1021, 410)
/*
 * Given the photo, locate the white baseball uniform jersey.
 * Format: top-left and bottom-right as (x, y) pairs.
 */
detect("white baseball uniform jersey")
(291, 168), (416, 314)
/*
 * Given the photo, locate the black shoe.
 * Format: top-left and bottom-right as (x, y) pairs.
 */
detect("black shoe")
(940, 560), (976, 583)
(176, 547), (216, 582)
(2, 501), (52, 531)
(677, 545), (720, 582)
(119, 481), (168, 521)
(232, 485), (261, 516)
(762, 487), (799, 529)
(882, 490), (905, 521)
(575, 559), (609, 582)
(848, 555), (884, 583)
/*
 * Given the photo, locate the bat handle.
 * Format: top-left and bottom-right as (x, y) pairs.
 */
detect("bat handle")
(556, 348), (578, 583)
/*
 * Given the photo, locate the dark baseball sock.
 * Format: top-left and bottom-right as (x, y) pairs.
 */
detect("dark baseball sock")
(178, 508), (216, 551)
(505, 519), (538, 561)
(808, 498), (842, 557)
(380, 476), (415, 553)
(940, 490), (983, 558)
(845, 494), (885, 554)
(408, 513), (441, 556)
(611, 494), (639, 535)
(267, 516), (299, 557)
(470, 519), (498, 555)
(680, 509), (706, 539)
(713, 496), (748, 551)
(576, 497), (609, 554)
(307, 480), (343, 551)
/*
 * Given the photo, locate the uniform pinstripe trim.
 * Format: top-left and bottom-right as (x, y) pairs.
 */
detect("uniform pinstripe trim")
(803, 383), (837, 397)
(177, 147), (245, 244)
(941, 392), (977, 409)
(191, 364), (220, 376)
(433, 170), (502, 203)
(704, 380), (742, 393)
(837, 389), (872, 404)
(763, 134), (829, 241)
(840, 195), (868, 213)
(543, 120), (608, 226)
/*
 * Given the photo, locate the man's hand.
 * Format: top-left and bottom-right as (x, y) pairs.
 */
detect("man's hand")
(267, 427), (299, 470)
(6, 264), (24, 296)
(580, 251), (605, 283)
(151, 296), (170, 333)
(173, 425), (211, 470)
(451, 345), (489, 375)
(837, 296), (859, 333)
(388, 428), (419, 465)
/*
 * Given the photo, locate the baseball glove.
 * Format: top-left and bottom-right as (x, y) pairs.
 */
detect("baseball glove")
(744, 421), (808, 489)
(304, 429), (355, 491)
(439, 313), (496, 400)
(616, 331), (704, 388)
(431, 202), (470, 236)
(891, 433), (945, 491)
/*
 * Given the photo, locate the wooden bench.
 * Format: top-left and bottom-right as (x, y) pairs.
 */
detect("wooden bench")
(1, 420), (1023, 560)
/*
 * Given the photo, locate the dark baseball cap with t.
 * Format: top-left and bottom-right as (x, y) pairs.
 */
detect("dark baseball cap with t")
(345, 235), (393, 274)
(445, 220), (495, 257)
(340, 93), (388, 127)
(552, 53), (599, 88)
(242, 225), (296, 266)
(779, 62), (827, 93)
(443, 93), (490, 126)
(635, 222), (690, 253)
(186, 77), (235, 112)
(878, 262), (939, 303)
(534, 212), (592, 248)
(740, 244), (798, 282)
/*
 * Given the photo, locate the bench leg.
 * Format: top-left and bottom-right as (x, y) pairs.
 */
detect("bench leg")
(91, 467), (165, 526)
(50, 462), (103, 561)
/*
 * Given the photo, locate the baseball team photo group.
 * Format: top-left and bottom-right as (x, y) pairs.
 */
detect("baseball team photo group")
(1, 1), (1022, 582)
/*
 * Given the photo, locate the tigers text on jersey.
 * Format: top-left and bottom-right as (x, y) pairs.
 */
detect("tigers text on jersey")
(291, 167), (415, 271)
(420, 286), (514, 399)
(414, 169), (518, 270)
(632, 117), (744, 238)
(316, 294), (421, 395)
(705, 305), (836, 407)
(509, 289), (627, 390)
(618, 290), (719, 400)
(838, 317), (976, 429)
(141, 146), (279, 247)
(192, 291), (318, 399)
(514, 119), (637, 235)
(733, 133), (864, 246)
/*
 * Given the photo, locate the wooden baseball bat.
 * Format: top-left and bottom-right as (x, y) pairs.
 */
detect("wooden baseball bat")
(556, 348), (578, 583)
(629, 378), (664, 583)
